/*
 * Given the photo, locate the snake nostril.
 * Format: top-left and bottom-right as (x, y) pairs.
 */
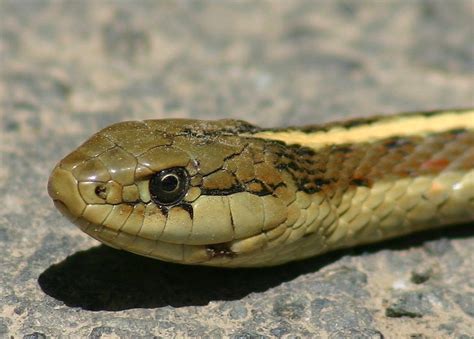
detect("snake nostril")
(94, 185), (107, 199)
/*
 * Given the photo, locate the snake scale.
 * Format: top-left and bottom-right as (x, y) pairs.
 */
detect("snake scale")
(48, 109), (474, 267)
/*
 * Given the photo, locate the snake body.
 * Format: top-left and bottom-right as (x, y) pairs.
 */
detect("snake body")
(48, 109), (474, 267)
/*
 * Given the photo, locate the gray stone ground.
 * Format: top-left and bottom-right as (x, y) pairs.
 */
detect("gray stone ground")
(1, 1), (473, 338)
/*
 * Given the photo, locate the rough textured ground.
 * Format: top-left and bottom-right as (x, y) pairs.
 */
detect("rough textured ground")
(1, 1), (473, 338)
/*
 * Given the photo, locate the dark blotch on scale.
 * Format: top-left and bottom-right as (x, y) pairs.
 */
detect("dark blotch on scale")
(206, 243), (235, 258)
(350, 178), (370, 187)
(314, 178), (333, 187)
(384, 137), (413, 149)
(330, 145), (352, 154)
(287, 144), (316, 157)
(447, 128), (466, 135)
(200, 184), (246, 197)
(180, 203), (194, 218)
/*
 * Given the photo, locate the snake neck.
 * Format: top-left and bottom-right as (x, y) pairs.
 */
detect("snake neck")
(240, 110), (474, 259)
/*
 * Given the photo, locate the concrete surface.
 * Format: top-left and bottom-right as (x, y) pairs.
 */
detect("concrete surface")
(1, 1), (473, 337)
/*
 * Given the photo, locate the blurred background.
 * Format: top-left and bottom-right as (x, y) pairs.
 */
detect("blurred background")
(2, 1), (473, 132)
(1, 1), (473, 337)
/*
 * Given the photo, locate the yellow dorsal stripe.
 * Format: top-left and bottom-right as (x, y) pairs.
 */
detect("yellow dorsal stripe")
(250, 110), (474, 149)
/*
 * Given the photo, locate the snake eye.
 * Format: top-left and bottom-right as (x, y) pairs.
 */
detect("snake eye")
(149, 167), (189, 206)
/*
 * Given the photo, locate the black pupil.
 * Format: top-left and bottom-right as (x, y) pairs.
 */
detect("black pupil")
(161, 175), (178, 192)
(149, 168), (188, 206)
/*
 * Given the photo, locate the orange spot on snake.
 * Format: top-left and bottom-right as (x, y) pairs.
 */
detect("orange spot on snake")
(429, 182), (445, 193)
(420, 159), (449, 171)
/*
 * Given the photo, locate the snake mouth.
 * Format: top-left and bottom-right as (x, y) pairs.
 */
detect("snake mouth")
(51, 198), (231, 265)
(85, 216), (291, 267)
(82, 219), (217, 265)
(52, 197), (256, 266)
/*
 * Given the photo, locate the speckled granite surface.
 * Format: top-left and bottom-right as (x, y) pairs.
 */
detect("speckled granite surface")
(1, 1), (473, 338)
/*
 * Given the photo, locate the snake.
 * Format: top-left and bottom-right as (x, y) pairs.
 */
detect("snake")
(47, 108), (474, 267)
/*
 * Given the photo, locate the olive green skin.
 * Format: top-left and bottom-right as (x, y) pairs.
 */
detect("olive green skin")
(48, 111), (474, 267)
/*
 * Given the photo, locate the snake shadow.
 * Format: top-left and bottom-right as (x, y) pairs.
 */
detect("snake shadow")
(38, 223), (473, 311)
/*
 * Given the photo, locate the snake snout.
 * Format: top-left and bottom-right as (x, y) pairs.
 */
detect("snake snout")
(48, 165), (87, 221)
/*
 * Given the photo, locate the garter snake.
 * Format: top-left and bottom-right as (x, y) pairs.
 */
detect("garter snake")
(48, 109), (474, 267)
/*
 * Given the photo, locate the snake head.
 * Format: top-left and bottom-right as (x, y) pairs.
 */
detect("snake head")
(48, 119), (318, 267)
